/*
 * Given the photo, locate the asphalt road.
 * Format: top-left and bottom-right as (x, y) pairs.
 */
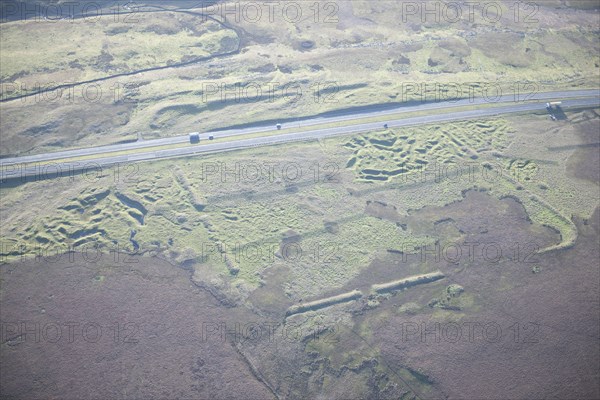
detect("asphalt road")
(1, 90), (598, 183)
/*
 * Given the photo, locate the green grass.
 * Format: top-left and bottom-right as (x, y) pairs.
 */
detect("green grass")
(0, 107), (597, 307)
(0, 12), (238, 86)
(2, 1), (599, 157)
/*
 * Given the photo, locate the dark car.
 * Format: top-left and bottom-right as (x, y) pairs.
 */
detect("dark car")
(189, 133), (200, 144)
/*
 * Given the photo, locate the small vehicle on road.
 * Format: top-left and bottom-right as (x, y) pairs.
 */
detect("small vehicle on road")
(189, 132), (200, 144)
(276, 123), (282, 130)
(209, 134), (214, 140)
(383, 123), (388, 129)
(546, 101), (562, 110)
